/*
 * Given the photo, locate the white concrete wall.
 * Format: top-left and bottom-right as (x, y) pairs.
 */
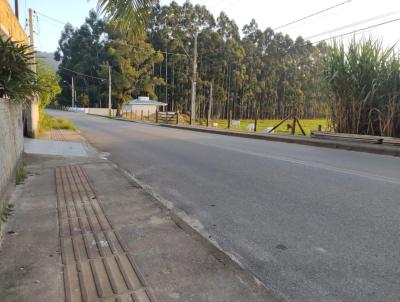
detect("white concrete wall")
(125, 105), (158, 115)
(0, 99), (23, 207)
(26, 98), (39, 138)
(87, 108), (117, 117)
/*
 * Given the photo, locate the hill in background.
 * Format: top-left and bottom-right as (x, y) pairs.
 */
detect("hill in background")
(37, 51), (60, 71)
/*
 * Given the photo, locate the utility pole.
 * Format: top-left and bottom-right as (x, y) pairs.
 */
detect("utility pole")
(207, 82), (213, 127)
(172, 62), (175, 111)
(165, 49), (168, 110)
(27, 8), (39, 137)
(190, 32), (198, 126)
(108, 65), (112, 117)
(15, 0), (19, 20)
(28, 8), (35, 72)
(71, 77), (75, 108)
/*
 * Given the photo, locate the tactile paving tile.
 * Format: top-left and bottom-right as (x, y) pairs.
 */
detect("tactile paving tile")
(55, 165), (154, 302)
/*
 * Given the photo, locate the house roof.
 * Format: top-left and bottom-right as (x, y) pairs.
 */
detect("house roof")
(126, 96), (167, 106)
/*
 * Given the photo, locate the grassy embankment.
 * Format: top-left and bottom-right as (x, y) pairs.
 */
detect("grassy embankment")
(121, 112), (330, 135)
(39, 113), (76, 132)
(188, 118), (331, 136)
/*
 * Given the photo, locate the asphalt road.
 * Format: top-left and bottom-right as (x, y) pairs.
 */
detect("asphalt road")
(52, 110), (400, 302)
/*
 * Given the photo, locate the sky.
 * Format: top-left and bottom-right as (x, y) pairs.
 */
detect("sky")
(8, 0), (400, 53)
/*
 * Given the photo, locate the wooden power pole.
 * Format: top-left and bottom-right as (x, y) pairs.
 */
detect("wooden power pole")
(207, 82), (213, 127)
(27, 8), (39, 137)
(28, 8), (36, 72)
(15, 0), (19, 20)
(190, 32), (198, 126)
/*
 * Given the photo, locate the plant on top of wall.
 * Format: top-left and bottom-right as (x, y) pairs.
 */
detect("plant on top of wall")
(0, 38), (38, 102)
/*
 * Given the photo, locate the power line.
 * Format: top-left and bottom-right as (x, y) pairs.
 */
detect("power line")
(273, 0), (353, 31)
(267, 16), (400, 56)
(108, 43), (188, 57)
(33, 10), (188, 57)
(209, 0), (230, 10)
(305, 11), (400, 40)
(34, 10), (68, 25)
(312, 16), (400, 45)
(59, 66), (107, 81)
(36, 15), (66, 29)
(221, 0), (242, 12)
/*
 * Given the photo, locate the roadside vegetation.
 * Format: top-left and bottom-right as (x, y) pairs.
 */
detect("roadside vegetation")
(36, 59), (65, 133)
(52, 2), (400, 137)
(324, 39), (400, 137)
(40, 113), (76, 131)
(54, 11), (164, 115)
(0, 38), (38, 102)
(54, 5), (328, 121)
(15, 161), (27, 185)
(0, 203), (14, 229)
(196, 119), (329, 135)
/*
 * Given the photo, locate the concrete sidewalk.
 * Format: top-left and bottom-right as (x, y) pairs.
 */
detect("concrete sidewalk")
(0, 134), (282, 301)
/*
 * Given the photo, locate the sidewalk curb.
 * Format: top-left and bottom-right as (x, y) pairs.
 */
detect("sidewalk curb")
(73, 122), (282, 299)
(87, 113), (400, 157)
(77, 166), (159, 302)
(106, 160), (283, 301)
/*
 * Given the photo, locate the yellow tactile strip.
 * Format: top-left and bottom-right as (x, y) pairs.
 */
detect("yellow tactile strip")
(55, 165), (154, 302)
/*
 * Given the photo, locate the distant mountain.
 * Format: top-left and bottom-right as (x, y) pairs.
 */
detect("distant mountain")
(37, 51), (60, 71)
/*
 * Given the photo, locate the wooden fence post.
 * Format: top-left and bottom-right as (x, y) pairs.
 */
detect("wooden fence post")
(296, 117), (306, 136)
(176, 111), (179, 124)
(156, 110), (158, 123)
(141, 110), (143, 120)
(291, 117), (296, 135)
(148, 109), (150, 120)
(228, 110), (232, 129)
(254, 109), (258, 132)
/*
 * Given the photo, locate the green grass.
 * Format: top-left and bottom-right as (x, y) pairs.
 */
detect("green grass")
(184, 118), (331, 136)
(39, 113), (76, 132)
(0, 202), (14, 227)
(16, 161), (27, 185)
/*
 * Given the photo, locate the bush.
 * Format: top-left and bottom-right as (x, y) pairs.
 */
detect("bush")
(37, 60), (61, 110)
(324, 38), (400, 137)
(0, 203), (14, 227)
(0, 38), (37, 102)
(39, 113), (76, 131)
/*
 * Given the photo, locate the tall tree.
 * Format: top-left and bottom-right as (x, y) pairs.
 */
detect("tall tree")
(97, 0), (153, 32)
(55, 11), (107, 107)
(102, 25), (164, 112)
(55, 11), (163, 111)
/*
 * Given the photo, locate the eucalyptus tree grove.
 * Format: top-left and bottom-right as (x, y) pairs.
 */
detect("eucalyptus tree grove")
(55, 11), (163, 110)
(147, 1), (329, 119)
(56, 1), (400, 137)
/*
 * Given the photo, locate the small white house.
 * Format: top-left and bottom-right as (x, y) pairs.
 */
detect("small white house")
(123, 96), (167, 115)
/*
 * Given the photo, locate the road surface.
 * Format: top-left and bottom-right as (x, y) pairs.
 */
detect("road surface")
(51, 110), (400, 302)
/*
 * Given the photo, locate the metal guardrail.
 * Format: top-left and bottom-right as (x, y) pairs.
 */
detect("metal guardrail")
(311, 131), (400, 146)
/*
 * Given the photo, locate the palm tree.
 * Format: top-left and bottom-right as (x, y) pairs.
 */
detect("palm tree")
(97, 0), (153, 31)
